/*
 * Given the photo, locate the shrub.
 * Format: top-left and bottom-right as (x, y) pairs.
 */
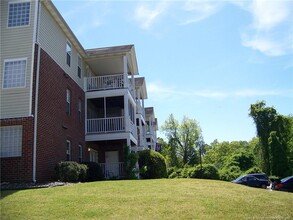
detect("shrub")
(124, 146), (139, 179)
(244, 166), (263, 174)
(188, 164), (220, 180)
(138, 150), (167, 179)
(55, 161), (88, 182)
(81, 162), (104, 181)
(219, 165), (242, 181)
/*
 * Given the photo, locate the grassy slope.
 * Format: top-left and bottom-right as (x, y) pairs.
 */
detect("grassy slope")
(1, 179), (292, 220)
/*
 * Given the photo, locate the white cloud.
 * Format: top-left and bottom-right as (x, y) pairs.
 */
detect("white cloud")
(134, 1), (170, 30)
(147, 82), (292, 101)
(180, 0), (222, 25)
(251, 0), (290, 30)
(238, 0), (293, 56)
(241, 35), (288, 56)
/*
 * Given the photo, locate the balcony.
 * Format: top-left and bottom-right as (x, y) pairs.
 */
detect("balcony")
(86, 117), (137, 137)
(85, 74), (134, 97)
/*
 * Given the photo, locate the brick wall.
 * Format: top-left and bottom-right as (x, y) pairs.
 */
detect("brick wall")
(35, 47), (86, 181)
(0, 117), (34, 182)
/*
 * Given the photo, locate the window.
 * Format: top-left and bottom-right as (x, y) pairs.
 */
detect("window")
(77, 55), (82, 78)
(89, 148), (98, 163)
(1, 126), (22, 157)
(8, 2), (30, 27)
(66, 89), (71, 115)
(66, 41), (72, 66)
(3, 59), (26, 88)
(78, 99), (82, 122)
(78, 145), (83, 163)
(66, 140), (71, 161)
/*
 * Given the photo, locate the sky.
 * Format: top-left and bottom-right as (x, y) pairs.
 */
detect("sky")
(52, 0), (293, 144)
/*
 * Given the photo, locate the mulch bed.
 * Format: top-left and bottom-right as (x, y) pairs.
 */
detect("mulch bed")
(0, 182), (78, 190)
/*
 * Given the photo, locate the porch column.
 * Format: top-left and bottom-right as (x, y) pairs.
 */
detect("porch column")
(124, 93), (130, 132)
(123, 56), (128, 88)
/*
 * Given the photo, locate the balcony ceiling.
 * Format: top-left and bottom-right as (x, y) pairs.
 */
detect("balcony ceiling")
(85, 45), (139, 76)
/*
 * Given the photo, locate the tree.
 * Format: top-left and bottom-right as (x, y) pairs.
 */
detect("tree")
(249, 101), (277, 174)
(249, 101), (292, 177)
(161, 114), (202, 166)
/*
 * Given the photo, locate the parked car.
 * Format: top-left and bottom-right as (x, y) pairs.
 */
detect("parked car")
(232, 174), (270, 189)
(250, 173), (270, 182)
(273, 176), (293, 192)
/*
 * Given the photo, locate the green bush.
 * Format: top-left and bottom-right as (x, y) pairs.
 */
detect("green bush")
(55, 161), (88, 182)
(138, 150), (167, 179)
(167, 164), (219, 180)
(188, 164), (220, 180)
(81, 162), (104, 181)
(124, 146), (139, 179)
(244, 166), (263, 174)
(219, 165), (242, 181)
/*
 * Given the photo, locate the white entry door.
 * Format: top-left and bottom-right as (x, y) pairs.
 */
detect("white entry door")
(105, 151), (119, 179)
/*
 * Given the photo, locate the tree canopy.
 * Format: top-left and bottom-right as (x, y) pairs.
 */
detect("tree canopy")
(161, 114), (202, 166)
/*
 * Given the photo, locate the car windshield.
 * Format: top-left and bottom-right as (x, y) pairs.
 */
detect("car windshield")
(281, 176), (293, 182)
(235, 175), (245, 181)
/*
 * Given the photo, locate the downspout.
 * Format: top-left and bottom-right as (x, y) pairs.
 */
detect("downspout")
(32, 0), (41, 183)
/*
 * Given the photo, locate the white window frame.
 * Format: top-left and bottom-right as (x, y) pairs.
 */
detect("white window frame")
(66, 89), (71, 115)
(66, 41), (72, 66)
(77, 54), (82, 78)
(2, 58), (27, 89)
(66, 140), (71, 161)
(7, 1), (31, 28)
(0, 126), (23, 158)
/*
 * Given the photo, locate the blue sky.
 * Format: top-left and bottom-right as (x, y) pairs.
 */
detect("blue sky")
(52, 0), (293, 144)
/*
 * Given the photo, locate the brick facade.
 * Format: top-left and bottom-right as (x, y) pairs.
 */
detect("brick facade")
(35, 46), (86, 181)
(0, 117), (34, 182)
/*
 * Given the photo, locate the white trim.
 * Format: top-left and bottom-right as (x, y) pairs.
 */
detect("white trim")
(2, 58), (28, 89)
(32, 44), (41, 183)
(29, 0), (41, 116)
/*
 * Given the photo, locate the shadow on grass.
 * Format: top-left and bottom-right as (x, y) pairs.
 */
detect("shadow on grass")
(1, 189), (20, 199)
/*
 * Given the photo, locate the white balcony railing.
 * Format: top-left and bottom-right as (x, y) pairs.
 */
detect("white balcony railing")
(85, 74), (135, 97)
(87, 117), (124, 134)
(99, 162), (124, 179)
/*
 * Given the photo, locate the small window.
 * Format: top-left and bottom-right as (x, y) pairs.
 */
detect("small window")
(3, 59), (27, 88)
(77, 55), (82, 78)
(78, 99), (82, 122)
(8, 2), (30, 27)
(66, 89), (71, 115)
(0, 126), (22, 157)
(66, 140), (71, 161)
(66, 41), (72, 66)
(78, 145), (83, 163)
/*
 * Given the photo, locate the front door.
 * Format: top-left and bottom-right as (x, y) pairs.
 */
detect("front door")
(105, 151), (119, 179)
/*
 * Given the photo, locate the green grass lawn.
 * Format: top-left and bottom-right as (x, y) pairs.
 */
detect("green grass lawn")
(1, 179), (292, 219)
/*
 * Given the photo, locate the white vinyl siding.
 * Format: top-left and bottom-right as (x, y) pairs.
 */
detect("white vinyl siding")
(0, 1), (36, 119)
(38, 4), (84, 89)
(0, 126), (23, 157)
(3, 58), (27, 88)
(7, 1), (30, 27)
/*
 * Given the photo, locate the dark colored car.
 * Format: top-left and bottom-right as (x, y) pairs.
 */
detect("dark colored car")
(232, 174), (270, 189)
(273, 176), (293, 192)
(250, 173), (270, 182)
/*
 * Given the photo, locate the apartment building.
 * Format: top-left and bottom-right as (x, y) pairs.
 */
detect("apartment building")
(0, 0), (158, 182)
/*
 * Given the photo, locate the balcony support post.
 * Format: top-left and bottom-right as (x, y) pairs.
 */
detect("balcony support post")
(124, 93), (130, 133)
